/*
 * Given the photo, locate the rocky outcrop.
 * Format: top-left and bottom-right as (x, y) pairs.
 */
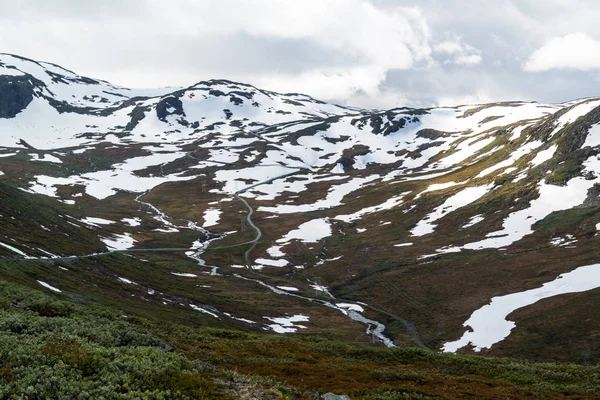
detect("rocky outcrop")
(0, 75), (35, 118)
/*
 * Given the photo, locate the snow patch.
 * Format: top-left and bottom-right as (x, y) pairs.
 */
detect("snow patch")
(121, 217), (141, 227)
(37, 281), (61, 293)
(264, 315), (309, 333)
(336, 303), (364, 312)
(255, 258), (289, 267)
(202, 208), (221, 227)
(444, 263), (600, 352)
(411, 185), (492, 236)
(276, 286), (299, 292)
(80, 217), (115, 227)
(102, 233), (136, 251)
(277, 218), (332, 243)
(171, 272), (198, 277)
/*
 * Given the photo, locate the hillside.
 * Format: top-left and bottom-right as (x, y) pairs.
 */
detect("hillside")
(1, 52), (600, 385)
(1, 278), (599, 399)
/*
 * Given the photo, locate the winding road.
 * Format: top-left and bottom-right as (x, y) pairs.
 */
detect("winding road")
(232, 168), (307, 266)
(4, 152), (432, 351)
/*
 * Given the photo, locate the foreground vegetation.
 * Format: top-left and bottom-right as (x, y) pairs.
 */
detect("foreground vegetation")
(0, 279), (599, 399)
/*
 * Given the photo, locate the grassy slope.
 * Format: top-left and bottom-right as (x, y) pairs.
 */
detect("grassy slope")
(0, 181), (105, 256)
(0, 278), (599, 399)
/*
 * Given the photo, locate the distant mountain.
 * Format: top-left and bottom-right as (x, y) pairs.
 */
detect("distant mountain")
(1, 53), (600, 363)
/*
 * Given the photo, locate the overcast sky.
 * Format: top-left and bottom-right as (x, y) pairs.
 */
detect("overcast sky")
(3, 0), (600, 109)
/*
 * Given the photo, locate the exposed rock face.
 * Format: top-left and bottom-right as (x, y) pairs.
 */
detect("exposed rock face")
(156, 95), (185, 122)
(0, 75), (35, 118)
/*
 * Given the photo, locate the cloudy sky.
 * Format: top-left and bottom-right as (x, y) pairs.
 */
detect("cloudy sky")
(2, 0), (600, 108)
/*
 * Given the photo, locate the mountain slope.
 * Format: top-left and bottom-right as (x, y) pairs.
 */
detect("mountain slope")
(1, 54), (600, 364)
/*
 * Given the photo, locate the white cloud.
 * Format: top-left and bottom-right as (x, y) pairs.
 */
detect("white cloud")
(433, 37), (482, 66)
(156, 0), (433, 104)
(254, 66), (387, 103)
(3, 0), (600, 108)
(0, 0), (434, 107)
(524, 32), (600, 71)
(454, 54), (483, 65)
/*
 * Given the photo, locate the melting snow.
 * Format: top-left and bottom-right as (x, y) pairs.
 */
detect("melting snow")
(258, 175), (379, 213)
(255, 258), (289, 267)
(202, 208), (221, 227)
(266, 245), (285, 258)
(584, 123), (600, 148)
(477, 140), (543, 178)
(276, 218), (332, 243)
(80, 217), (115, 226)
(444, 263), (600, 352)
(28, 152), (194, 200)
(336, 303), (364, 312)
(463, 178), (591, 250)
(308, 282), (334, 298)
(550, 234), (577, 247)
(37, 281), (61, 293)
(411, 185), (492, 236)
(419, 181), (459, 196)
(462, 215), (485, 228)
(0, 241), (29, 257)
(264, 314), (309, 333)
(334, 194), (407, 222)
(276, 286), (299, 292)
(171, 272), (198, 277)
(102, 233), (136, 251)
(315, 256), (343, 266)
(550, 99), (600, 137)
(121, 217), (141, 226)
(190, 304), (219, 318)
(530, 145), (557, 166)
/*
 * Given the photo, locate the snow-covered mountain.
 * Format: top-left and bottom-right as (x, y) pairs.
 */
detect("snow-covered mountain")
(2, 53), (600, 360)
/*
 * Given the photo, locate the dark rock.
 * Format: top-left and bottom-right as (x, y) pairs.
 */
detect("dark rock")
(352, 111), (411, 136)
(229, 95), (244, 105)
(229, 90), (254, 100)
(125, 104), (151, 131)
(0, 75), (35, 118)
(582, 183), (600, 207)
(156, 96), (185, 122)
(209, 89), (225, 97)
(204, 122), (225, 131)
(283, 99), (305, 107)
(416, 129), (445, 140)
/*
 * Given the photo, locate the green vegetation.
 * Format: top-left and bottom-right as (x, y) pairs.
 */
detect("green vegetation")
(534, 206), (600, 232)
(0, 278), (599, 398)
(0, 182), (104, 257)
(0, 280), (230, 399)
(545, 149), (588, 185)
